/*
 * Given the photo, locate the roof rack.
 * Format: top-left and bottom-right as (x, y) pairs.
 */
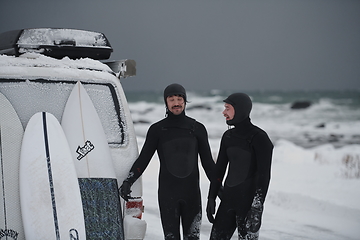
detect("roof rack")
(0, 28), (113, 60)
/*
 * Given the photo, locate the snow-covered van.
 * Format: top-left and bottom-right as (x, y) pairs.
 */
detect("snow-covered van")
(0, 28), (146, 239)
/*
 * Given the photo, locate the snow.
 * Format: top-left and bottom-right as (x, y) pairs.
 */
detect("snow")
(136, 137), (360, 240)
(124, 215), (147, 240)
(1, 53), (359, 239)
(127, 90), (360, 239)
(0, 54), (112, 73)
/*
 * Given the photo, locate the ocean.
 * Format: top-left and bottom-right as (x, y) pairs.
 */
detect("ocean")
(126, 89), (360, 148)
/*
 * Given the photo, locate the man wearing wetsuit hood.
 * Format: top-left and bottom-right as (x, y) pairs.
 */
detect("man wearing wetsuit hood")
(120, 83), (215, 240)
(206, 93), (273, 240)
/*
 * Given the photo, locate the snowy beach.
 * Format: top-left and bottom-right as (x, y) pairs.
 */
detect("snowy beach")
(127, 90), (360, 240)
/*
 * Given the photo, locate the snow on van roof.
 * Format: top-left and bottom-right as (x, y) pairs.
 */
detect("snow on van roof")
(0, 53), (115, 81)
(0, 53), (110, 70)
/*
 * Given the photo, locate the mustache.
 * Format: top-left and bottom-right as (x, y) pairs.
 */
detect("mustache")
(171, 105), (182, 108)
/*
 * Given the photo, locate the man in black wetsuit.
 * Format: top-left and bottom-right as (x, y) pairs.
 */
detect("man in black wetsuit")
(206, 93), (273, 240)
(120, 83), (215, 240)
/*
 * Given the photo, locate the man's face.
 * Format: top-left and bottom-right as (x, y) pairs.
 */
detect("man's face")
(166, 95), (185, 115)
(223, 103), (235, 121)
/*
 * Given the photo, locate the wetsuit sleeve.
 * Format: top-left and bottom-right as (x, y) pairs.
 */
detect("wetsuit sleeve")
(252, 131), (273, 204)
(208, 133), (228, 199)
(195, 122), (216, 182)
(125, 124), (158, 186)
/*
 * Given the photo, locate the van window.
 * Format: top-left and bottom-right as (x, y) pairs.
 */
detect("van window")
(0, 80), (126, 146)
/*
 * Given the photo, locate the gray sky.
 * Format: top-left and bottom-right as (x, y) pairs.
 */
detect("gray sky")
(1, 0), (359, 92)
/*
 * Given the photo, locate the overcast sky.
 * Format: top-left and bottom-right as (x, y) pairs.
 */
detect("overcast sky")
(1, 0), (359, 92)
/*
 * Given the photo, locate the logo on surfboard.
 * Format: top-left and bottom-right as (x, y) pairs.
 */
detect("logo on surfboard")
(69, 228), (79, 240)
(76, 140), (94, 160)
(0, 229), (19, 239)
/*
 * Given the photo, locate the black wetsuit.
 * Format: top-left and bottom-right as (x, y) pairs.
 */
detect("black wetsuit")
(208, 118), (273, 240)
(125, 111), (215, 240)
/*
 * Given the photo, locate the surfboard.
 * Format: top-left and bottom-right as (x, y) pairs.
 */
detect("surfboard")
(19, 112), (86, 240)
(0, 92), (24, 240)
(61, 81), (124, 239)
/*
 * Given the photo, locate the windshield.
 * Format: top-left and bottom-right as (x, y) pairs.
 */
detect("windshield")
(0, 80), (126, 146)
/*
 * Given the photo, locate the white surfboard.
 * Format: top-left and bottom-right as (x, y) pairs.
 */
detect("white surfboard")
(20, 112), (86, 240)
(0, 92), (25, 240)
(62, 81), (124, 239)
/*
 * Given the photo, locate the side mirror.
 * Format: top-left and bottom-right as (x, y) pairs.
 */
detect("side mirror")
(104, 59), (136, 78)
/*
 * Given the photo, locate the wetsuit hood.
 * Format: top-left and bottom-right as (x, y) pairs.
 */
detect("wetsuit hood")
(164, 83), (187, 114)
(164, 83), (187, 104)
(224, 93), (252, 125)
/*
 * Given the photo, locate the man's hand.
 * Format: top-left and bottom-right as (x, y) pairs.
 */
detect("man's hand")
(217, 185), (224, 200)
(119, 181), (132, 201)
(206, 198), (216, 223)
